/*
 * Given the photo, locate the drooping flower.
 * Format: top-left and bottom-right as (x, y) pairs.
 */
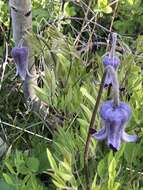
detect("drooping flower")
(11, 47), (29, 80)
(103, 55), (120, 70)
(91, 100), (138, 151)
(103, 55), (120, 87)
(103, 33), (120, 87)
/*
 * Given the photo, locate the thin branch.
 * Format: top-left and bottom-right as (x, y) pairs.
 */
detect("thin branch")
(106, 0), (119, 51)
(0, 41), (8, 90)
(0, 121), (52, 142)
(84, 69), (107, 190)
(106, 1), (119, 98)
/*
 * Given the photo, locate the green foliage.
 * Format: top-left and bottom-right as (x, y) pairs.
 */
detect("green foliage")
(96, 0), (112, 14)
(114, 0), (143, 34)
(64, 2), (77, 17)
(2, 150), (46, 190)
(47, 148), (77, 189)
(0, 0), (143, 190)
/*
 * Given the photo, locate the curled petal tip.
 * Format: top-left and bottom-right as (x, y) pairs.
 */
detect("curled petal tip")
(104, 73), (113, 87)
(122, 131), (138, 142)
(93, 127), (107, 140)
(107, 128), (122, 151)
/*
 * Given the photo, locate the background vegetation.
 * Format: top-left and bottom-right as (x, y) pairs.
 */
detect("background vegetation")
(0, 0), (143, 189)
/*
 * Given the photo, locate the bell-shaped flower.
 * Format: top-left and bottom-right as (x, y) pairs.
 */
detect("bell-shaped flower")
(103, 55), (120, 70)
(103, 33), (120, 87)
(91, 100), (138, 151)
(11, 47), (29, 80)
(103, 55), (120, 87)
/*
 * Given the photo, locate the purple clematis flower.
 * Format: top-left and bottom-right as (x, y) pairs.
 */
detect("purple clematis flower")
(91, 100), (138, 151)
(103, 33), (120, 87)
(11, 47), (29, 80)
(103, 55), (120, 87)
(103, 55), (120, 70)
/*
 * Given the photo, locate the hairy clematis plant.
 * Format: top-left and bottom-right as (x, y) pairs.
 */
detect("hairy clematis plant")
(11, 47), (32, 80)
(103, 33), (120, 87)
(91, 66), (138, 151)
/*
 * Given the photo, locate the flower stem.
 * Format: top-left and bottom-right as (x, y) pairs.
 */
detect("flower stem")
(110, 32), (117, 59)
(84, 70), (107, 190)
(107, 32), (117, 98)
(106, 65), (120, 107)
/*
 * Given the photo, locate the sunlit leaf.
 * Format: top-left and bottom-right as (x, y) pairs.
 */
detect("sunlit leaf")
(47, 148), (58, 171)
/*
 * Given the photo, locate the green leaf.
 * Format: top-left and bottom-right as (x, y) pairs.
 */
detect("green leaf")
(127, 0), (134, 5)
(108, 158), (117, 179)
(49, 173), (66, 187)
(52, 179), (65, 189)
(3, 174), (14, 186)
(27, 157), (39, 172)
(80, 103), (92, 121)
(47, 148), (58, 171)
(60, 161), (71, 174)
(4, 162), (16, 175)
(97, 159), (107, 178)
(103, 5), (112, 14)
(98, 0), (108, 8)
(114, 182), (120, 190)
(33, 85), (49, 104)
(91, 174), (99, 190)
(108, 158), (117, 190)
(97, 0), (112, 14)
(0, 179), (15, 190)
(80, 87), (95, 105)
(58, 171), (72, 181)
(64, 2), (76, 17)
(77, 118), (89, 127)
(115, 144), (125, 160)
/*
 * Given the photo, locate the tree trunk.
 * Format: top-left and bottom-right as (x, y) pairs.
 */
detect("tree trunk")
(9, 0), (40, 110)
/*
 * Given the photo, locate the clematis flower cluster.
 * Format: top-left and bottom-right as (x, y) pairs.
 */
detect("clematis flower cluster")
(11, 47), (30, 80)
(91, 33), (138, 151)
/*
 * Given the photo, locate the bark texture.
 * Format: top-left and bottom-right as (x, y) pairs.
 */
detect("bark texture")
(9, 0), (40, 110)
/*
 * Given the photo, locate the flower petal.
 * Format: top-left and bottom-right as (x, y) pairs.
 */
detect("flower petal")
(103, 55), (120, 69)
(100, 100), (132, 124)
(11, 47), (28, 80)
(104, 72), (112, 87)
(16, 64), (27, 80)
(107, 122), (122, 151)
(92, 127), (107, 140)
(122, 131), (138, 142)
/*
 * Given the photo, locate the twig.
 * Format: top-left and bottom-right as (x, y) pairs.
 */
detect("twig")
(0, 41), (8, 90)
(106, 1), (119, 98)
(0, 121), (52, 142)
(84, 69), (107, 190)
(106, 0), (119, 51)
(74, 1), (93, 46)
